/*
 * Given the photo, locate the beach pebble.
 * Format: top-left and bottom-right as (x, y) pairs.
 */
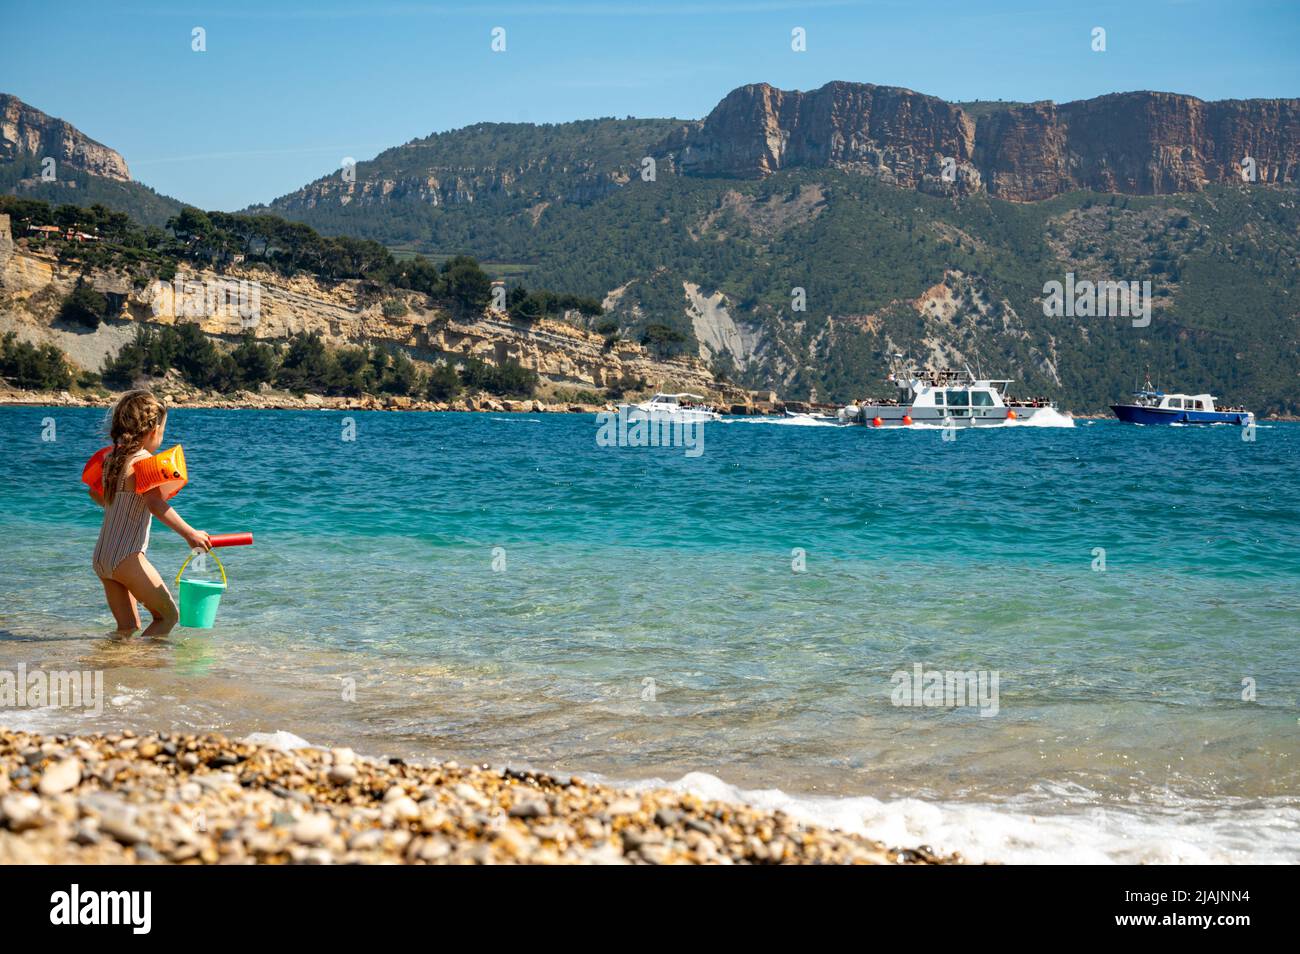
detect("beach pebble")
(532, 823), (573, 842)
(453, 783), (488, 808)
(381, 796), (419, 826)
(77, 791), (127, 817)
(193, 772), (238, 792)
(134, 844), (161, 863)
(327, 764), (357, 785)
(637, 843), (672, 865)
(1, 793), (44, 831)
(581, 842), (627, 865)
(99, 811), (148, 846)
(607, 798), (641, 817)
(508, 799), (548, 819)
(653, 808), (681, 827)
(345, 830), (380, 852)
(414, 836), (451, 862)
(38, 758), (82, 795)
(493, 825), (534, 858)
(330, 747), (355, 767)
(293, 813), (333, 845)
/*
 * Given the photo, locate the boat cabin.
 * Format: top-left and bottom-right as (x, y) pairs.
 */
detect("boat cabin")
(647, 392), (707, 409)
(1130, 390), (1218, 412)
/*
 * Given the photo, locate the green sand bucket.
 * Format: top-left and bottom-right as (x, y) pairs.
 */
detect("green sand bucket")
(176, 550), (227, 629)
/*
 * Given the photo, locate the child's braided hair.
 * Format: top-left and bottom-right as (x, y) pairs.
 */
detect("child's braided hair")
(102, 390), (166, 503)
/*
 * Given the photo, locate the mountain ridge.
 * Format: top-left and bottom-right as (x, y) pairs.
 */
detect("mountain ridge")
(0, 92), (182, 227)
(0, 93), (132, 182)
(658, 81), (1299, 199)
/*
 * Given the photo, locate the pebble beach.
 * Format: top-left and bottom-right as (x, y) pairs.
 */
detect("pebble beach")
(0, 730), (957, 865)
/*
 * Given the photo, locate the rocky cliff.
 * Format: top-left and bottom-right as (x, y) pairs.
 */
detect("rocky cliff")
(659, 81), (982, 195)
(660, 83), (1299, 200)
(0, 239), (731, 403)
(0, 93), (132, 182)
(262, 119), (675, 216)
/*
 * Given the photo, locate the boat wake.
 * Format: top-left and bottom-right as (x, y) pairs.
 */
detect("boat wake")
(882, 409), (1076, 430)
(720, 416), (845, 427)
(1004, 408), (1077, 428)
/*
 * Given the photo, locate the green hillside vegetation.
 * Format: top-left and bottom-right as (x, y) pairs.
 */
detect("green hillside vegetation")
(99, 324), (537, 401)
(254, 118), (680, 248)
(0, 332), (73, 390)
(0, 155), (183, 227)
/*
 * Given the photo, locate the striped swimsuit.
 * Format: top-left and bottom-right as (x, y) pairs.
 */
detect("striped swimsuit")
(92, 451), (153, 579)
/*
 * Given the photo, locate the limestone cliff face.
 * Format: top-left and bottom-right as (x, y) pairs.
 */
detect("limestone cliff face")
(0, 94), (131, 182)
(271, 161), (628, 212)
(976, 92), (1300, 199)
(661, 83), (1299, 200)
(661, 82), (981, 195)
(0, 241), (723, 399)
(0, 215), (13, 272)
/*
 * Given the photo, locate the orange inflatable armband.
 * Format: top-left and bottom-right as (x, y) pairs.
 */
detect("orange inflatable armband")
(81, 446), (112, 497)
(133, 445), (187, 500)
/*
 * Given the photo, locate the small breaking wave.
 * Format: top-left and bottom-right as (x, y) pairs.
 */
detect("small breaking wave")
(618, 771), (1299, 864)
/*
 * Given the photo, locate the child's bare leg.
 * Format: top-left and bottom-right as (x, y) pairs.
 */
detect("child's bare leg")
(112, 553), (179, 637)
(100, 577), (141, 634)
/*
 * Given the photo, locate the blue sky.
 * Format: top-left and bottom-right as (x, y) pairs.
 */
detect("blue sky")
(4, 0), (1298, 211)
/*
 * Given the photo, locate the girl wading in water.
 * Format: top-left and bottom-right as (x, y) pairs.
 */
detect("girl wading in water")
(89, 390), (211, 636)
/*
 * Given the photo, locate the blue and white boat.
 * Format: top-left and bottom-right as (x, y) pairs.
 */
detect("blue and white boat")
(1111, 387), (1253, 426)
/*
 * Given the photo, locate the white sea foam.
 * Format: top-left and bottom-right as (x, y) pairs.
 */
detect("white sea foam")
(619, 771), (1299, 864)
(901, 410), (1076, 429)
(720, 416), (846, 427)
(242, 730), (315, 750)
(1003, 407), (1077, 427)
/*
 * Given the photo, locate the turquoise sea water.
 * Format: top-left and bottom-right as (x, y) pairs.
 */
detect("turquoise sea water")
(1, 407), (1297, 862)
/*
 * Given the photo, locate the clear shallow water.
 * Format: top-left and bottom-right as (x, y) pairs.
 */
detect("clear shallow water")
(1, 407), (1297, 862)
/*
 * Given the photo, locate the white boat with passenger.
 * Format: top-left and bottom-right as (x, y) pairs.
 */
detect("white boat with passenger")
(838, 355), (1062, 427)
(618, 392), (721, 423)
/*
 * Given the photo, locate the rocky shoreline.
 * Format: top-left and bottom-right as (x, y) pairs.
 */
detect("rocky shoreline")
(0, 384), (610, 415)
(0, 729), (959, 865)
